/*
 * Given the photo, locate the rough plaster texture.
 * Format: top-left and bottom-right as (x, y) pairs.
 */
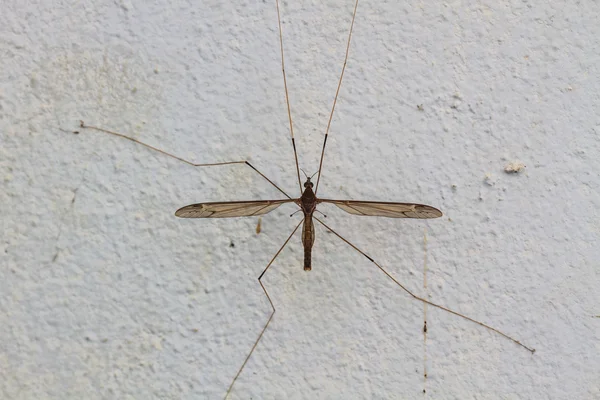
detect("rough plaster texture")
(1, 0), (599, 399)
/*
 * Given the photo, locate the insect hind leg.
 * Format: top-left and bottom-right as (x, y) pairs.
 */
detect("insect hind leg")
(314, 217), (536, 354)
(224, 219), (303, 399)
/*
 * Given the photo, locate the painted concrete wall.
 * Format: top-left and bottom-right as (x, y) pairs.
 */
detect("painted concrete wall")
(2, 0), (599, 398)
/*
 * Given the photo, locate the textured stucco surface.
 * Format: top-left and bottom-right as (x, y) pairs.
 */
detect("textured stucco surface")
(1, 0), (599, 399)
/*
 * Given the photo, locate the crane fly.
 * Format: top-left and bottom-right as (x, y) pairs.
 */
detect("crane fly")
(74, 0), (535, 397)
(175, 179), (441, 271)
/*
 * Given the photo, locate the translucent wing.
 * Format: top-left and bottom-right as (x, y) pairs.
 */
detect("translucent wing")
(175, 199), (296, 218)
(318, 199), (442, 219)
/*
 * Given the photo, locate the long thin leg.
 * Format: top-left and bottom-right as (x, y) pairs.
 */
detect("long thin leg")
(75, 121), (293, 200)
(224, 219), (303, 399)
(422, 229), (428, 395)
(314, 217), (536, 353)
(275, 0), (303, 195)
(314, 0), (360, 195)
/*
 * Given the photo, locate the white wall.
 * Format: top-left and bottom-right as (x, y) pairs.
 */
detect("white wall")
(2, 0), (599, 398)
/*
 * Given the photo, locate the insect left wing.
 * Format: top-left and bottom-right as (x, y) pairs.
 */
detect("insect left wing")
(318, 199), (442, 219)
(175, 199), (296, 218)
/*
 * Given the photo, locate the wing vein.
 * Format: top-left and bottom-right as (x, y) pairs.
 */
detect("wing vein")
(317, 199), (442, 219)
(175, 199), (298, 219)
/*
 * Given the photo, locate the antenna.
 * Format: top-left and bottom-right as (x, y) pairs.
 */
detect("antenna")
(300, 168), (318, 179)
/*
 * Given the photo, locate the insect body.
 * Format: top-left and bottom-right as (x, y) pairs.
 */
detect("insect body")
(175, 174), (442, 272)
(300, 177), (317, 270)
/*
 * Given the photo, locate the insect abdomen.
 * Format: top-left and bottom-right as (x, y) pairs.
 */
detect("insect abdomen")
(301, 216), (315, 271)
(303, 247), (312, 271)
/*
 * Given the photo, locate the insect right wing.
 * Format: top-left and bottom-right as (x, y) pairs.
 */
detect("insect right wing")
(318, 199), (442, 219)
(175, 199), (297, 218)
